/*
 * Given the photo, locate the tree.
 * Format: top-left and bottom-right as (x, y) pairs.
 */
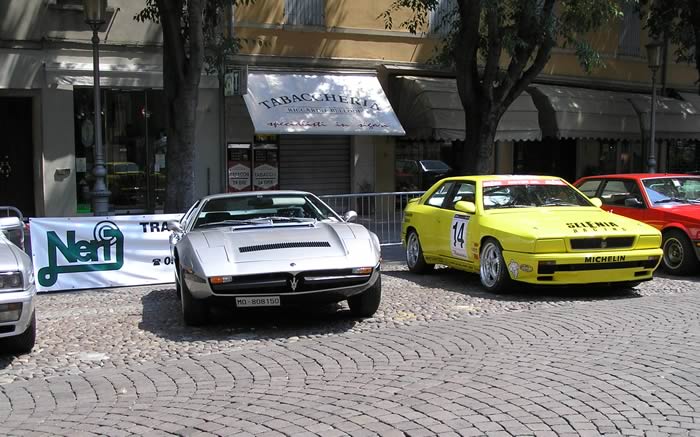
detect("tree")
(643, 0), (700, 94)
(135, 0), (252, 212)
(381, 0), (627, 174)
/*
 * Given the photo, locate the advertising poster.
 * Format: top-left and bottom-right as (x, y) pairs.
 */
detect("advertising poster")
(253, 144), (279, 190)
(30, 214), (181, 292)
(227, 143), (252, 192)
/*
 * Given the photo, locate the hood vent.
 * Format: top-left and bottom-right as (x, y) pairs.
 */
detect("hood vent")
(239, 241), (331, 253)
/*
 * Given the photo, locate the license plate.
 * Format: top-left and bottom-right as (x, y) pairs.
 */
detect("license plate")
(235, 296), (281, 307)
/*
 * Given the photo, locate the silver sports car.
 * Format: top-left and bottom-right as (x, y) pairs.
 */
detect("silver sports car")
(0, 216), (36, 353)
(167, 191), (382, 326)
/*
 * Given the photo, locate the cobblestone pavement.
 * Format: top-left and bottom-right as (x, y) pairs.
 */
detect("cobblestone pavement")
(1, 259), (699, 436)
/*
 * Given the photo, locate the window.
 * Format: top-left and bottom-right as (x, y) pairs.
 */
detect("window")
(285, 0), (324, 26)
(600, 180), (643, 207)
(618, 3), (641, 57)
(426, 182), (454, 207)
(576, 180), (602, 197)
(446, 182), (475, 210)
(428, 0), (457, 36)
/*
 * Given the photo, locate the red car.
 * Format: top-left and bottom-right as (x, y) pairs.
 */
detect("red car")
(574, 173), (700, 275)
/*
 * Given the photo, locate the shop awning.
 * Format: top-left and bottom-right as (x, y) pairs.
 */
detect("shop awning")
(391, 76), (541, 142)
(243, 72), (405, 136)
(528, 85), (640, 140)
(627, 93), (700, 139)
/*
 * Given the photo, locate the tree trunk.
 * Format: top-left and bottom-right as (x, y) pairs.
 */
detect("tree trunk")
(164, 85), (198, 213)
(461, 108), (498, 175)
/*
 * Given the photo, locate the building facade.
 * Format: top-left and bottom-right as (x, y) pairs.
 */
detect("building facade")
(1, 0), (699, 217)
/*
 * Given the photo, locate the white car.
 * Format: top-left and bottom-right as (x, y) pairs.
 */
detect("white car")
(0, 216), (36, 354)
(168, 191), (382, 326)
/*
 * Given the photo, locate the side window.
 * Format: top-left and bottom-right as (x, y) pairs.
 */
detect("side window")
(181, 201), (200, 229)
(446, 181), (475, 210)
(576, 179), (602, 197)
(600, 180), (642, 206)
(425, 182), (454, 207)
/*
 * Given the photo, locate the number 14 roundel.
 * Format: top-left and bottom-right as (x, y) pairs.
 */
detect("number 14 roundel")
(450, 214), (469, 259)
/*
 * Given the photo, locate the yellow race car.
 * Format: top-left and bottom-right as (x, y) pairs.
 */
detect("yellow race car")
(401, 175), (663, 292)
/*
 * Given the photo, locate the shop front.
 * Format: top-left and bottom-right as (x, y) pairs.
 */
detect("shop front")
(224, 70), (405, 195)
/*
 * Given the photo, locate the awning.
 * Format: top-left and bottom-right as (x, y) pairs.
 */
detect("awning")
(627, 93), (700, 139)
(528, 85), (640, 140)
(391, 76), (541, 142)
(243, 72), (405, 136)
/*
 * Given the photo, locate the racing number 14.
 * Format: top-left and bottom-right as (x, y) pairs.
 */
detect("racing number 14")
(450, 214), (470, 259)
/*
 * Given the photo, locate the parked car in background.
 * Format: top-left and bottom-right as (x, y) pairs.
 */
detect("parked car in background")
(574, 173), (700, 275)
(402, 175), (663, 292)
(0, 215), (36, 354)
(396, 159), (452, 191)
(167, 191), (382, 325)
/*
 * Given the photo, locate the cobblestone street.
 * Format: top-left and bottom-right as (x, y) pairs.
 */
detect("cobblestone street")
(1, 254), (700, 436)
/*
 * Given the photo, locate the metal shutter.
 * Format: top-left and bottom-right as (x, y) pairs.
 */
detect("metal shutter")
(279, 135), (351, 195)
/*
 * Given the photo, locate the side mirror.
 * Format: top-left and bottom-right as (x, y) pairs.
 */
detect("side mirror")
(0, 217), (22, 231)
(590, 197), (603, 208)
(454, 201), (476, 214)
(343, 210), (358, 223)
(624, 197), (645, 208)
(166, 220), (183, 232)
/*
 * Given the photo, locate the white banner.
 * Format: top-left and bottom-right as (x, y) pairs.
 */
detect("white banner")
(30, 214), (181, 292)
(243, 72), (406, 135)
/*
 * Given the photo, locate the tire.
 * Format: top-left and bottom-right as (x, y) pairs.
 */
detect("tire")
(174, 254), (182, 300)
(348, 276), (381, 318)
(405, 230), (435, 273)
(617, 281), (641, 289)
(6, 311), (36, 354)
(661, 230), (699, 275)
(479, 238), (512, 293)
(180, 272), (208, 326)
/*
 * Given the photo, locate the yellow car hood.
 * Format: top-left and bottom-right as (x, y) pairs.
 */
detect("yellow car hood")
(482, 207), (657, 238)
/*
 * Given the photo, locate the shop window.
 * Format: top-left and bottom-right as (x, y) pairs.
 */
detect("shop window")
(74, 88), (167, 214)
(285, 0), (324, 26)
(667, 140), (700, 173)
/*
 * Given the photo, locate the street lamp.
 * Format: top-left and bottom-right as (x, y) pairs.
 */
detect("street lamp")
(83, 0), (110, 215)
(645, 39), (663, 173)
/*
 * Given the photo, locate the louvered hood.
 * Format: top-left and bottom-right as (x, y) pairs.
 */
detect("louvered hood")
(187, 222), (378, 277)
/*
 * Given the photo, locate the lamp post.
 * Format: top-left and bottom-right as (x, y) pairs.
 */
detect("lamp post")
(83, 0), (110, 215)
(645, 39), (663, 173)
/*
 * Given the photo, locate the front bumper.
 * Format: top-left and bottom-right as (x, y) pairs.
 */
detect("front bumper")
(185, 266), (381, 305)
(502, 248), (663, 285)
(0, 285), (36, 339)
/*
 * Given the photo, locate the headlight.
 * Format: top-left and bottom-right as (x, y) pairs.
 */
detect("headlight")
(0, 272), (23, 291)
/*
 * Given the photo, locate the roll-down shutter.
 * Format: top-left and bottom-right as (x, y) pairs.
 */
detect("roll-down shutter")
(279, 135), (351, 195)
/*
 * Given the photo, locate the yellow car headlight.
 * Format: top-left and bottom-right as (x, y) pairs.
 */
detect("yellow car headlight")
(636, 235), (662, 250)
(535, 239), (566, 253)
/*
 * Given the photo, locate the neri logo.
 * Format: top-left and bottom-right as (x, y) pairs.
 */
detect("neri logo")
(38, 221), (124, 287)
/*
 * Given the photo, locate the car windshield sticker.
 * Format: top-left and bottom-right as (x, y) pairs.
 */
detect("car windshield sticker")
(450, 214), (470, 259)
(483, 179), (566, 187)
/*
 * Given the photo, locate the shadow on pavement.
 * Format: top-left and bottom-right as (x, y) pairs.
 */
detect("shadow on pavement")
(138, 287), (359, 342)
(383, 267), (644, 303)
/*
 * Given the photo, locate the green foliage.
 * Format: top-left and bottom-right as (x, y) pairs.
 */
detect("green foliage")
(381, 0), (627, 75)
(642, 0), (700, 68)
(134, 0), (257, 74)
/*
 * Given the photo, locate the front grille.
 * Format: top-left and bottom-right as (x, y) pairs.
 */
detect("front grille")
(538, 259), (658, 274)
(211, 268), (373, 294)
(570, 236), (635, 250)
(239, 241), (331, 253)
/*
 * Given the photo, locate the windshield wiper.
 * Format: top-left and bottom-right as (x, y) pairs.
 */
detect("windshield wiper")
(261, 216), (315, 223)
(198, 219), (259, 228)
(654, 197), (689, 204)
(542, 202), (578, 206)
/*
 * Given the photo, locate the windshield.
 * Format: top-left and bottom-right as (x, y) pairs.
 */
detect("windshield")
(193, 194), (341, 229)
(482, 179), (592, 210)
(642, 177), (700, 205)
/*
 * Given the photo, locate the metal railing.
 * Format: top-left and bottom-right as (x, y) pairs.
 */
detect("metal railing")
(320, 191), (424, 245)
